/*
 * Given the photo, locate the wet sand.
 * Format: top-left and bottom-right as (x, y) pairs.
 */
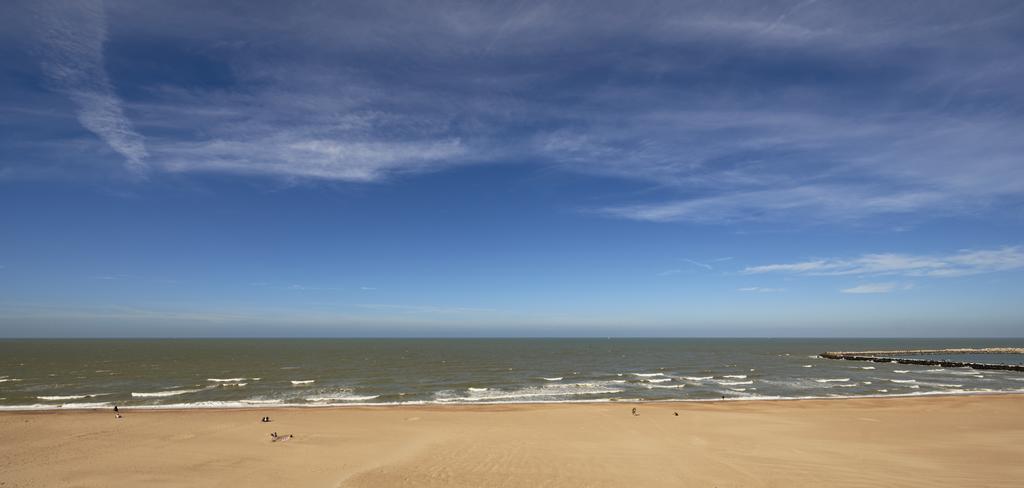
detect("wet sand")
(2, 395), (1023, 487)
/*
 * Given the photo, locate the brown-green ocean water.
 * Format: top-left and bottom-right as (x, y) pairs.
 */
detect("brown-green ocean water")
(2, 339), (1023, 410)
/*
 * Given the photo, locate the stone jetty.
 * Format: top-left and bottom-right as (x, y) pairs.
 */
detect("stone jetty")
(819, 348), (1024, 372)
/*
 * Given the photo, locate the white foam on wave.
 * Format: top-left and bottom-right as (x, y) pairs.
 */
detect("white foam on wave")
(541, 377), (563, 381)
(132, 388), (204, 398)
(291, 380), (315, 385)
(802, 365), (813, 368)
(239, 399), (283, 405)
(63, 402), (112, 408)
(925, 368), (946, 373)
(646, 378), (672, 383)
(561, 382), (607, 388)
(894, 370), (910, 373)
(859, 366), (875, 370)
(0, 404), (57, 410)
(207, 378), (248, 382)
(0, 378), (22, 383)
(306, 394), (381, 402)
(0, 402), (115, 411)
(136, 401), (305, 409)
(723, 375), (747, 379)
(40, 395), (86, 401)
(218, 383), (247, 387)
(815, 378), (850, 383)
(949, 370), (984, 376)
(468, 387), (489, 392)
(610, 380), (627, 383)
(890, 379), (917, 384)
(683, 376), (712, 381)
(436, 383), (623, 403)
(632, 373), (666, 377)
(38, 393), (109, 401)
(648, 384), (685, 389)
(4, 386), (1024, 411)
(717, 380), (754, 385)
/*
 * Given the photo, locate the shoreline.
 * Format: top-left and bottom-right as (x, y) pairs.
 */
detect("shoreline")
(3, 389), (1023, 413)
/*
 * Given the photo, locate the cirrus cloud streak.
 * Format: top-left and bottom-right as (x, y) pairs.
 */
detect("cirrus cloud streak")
(744, 246), (1024, 278)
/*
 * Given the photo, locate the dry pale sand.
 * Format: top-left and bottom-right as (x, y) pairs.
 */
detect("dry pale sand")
(2, 395), (1023, 487)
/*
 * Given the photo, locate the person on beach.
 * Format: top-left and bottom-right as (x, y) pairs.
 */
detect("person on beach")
(632, 407), (638, 416)
(113, 405), (118, 413)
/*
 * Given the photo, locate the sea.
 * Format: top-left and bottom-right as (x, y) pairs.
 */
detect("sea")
(2, 338), (1023, 410)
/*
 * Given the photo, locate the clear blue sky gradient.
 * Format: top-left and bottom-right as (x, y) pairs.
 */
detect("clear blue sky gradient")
(2, 1), (1023, 337)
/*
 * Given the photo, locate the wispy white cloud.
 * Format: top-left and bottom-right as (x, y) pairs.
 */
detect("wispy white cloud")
(683, 258), (714, 270)
(159, 137), (466, 182)
(840, 282), (909, 294)
(657, 269), (682, 276)
(7, 0), (1023, 226)
(745, 246), (1024, 278)
(354, 303), (498, 315)
(360, 286), (377, 291)
(737, 287), (785, 293)
(30, 0), (147, 174)
(285, 284), (349, 292)
(250, 282), (347, 292)
(599, 185), (949, 223)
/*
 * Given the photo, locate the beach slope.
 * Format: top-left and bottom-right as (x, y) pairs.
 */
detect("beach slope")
(2, 395), (1022, 487)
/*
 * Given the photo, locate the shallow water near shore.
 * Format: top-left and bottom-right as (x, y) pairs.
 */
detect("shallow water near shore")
(2, 338), (1023, 410)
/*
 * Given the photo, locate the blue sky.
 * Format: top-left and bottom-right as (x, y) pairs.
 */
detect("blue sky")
(2, 0), (1023, 337)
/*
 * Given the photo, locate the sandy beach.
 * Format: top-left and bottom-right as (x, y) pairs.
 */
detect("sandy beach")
(1, 395), (1021, 487)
